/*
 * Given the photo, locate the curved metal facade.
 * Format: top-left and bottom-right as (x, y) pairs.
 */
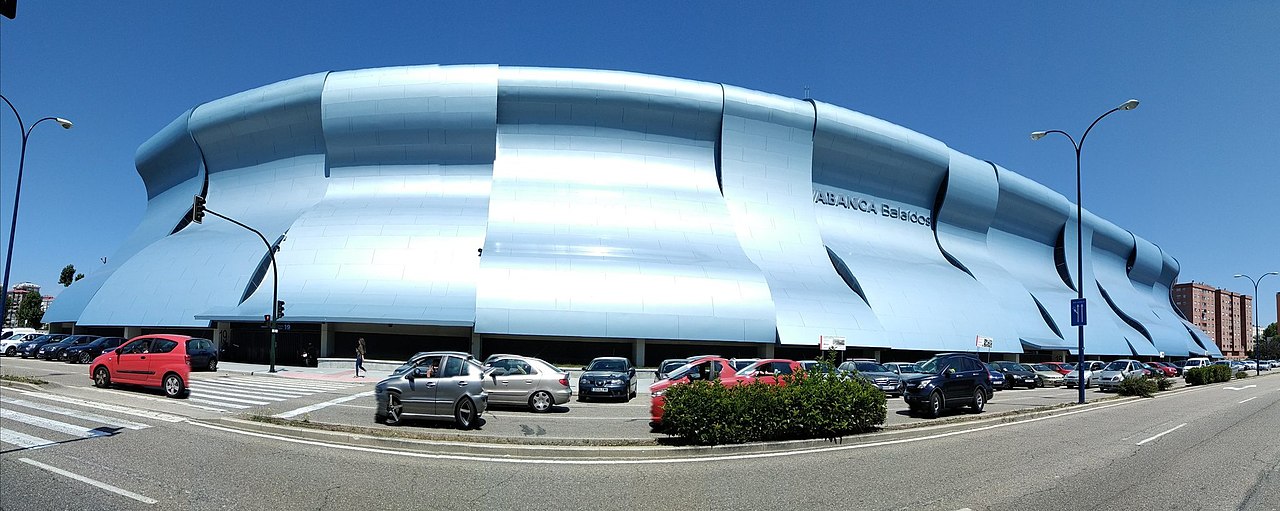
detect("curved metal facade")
(45, 64), (1214, 357)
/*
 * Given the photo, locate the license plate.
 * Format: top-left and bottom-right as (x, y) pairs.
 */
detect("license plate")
(591, 387), (608, 393)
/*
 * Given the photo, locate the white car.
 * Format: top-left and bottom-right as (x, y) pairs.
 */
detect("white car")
(1091, 359), (1147, 391)
(1063, 360), (1106, 388)
(0, 333), (43, 357)
(1182, 357), (1211, 373)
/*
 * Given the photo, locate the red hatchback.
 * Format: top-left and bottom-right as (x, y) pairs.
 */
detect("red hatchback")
(90, 334), (191, 398)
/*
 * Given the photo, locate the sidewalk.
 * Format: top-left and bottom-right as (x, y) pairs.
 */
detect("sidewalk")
(215, 361), (391, 383)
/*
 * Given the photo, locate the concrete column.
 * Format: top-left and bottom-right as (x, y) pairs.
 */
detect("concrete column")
(633, 339), (646, 367)
(870, 349), (881, 362)
(319, 322), (334, 357)
(215, 322), (231, 352)
(759, 343), (776, 359)
(470, 333), (482, 358)
(123, 326), (141, 339)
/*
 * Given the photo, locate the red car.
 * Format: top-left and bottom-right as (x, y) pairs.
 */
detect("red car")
(90, 334), (191, 398)
(1042, 362), (1073, 375)
(1146, 362), (1178, 377)
(648, 356), (798, 427)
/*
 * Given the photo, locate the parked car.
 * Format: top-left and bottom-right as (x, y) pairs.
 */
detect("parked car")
(483, 355), (572, 412)
(734, 359), (801, 385)
(1, 333), (43, 356)
(650, 356), (736, 427)
(986, 365), (1006, 390)
(578, 357), (638, 401)
(16, 334), (69, 358)
(990, 361), (1039, 389)
(1242, 360), (1257, 371)
(797, 360), (820, 372)
(375, 351), (488, 429)
(482, 353), (519, 365)
(901, 353), (993, 418)
(1041, 361), (1074, 375)
(1212, 360), (1248, 373)
(64, 336), (126, 364)
(1024, 363), (1065, 387)
(90, 334), (191, 399)
(1182, 357), (1211, 373)
(1063, 360), (1106, 389)
(884, 362), (925, 377)
(837, 359), (904, 396)
(38, 335), (99, 361)
(728, 358), (759, 372)
(1145, 362), (1177, 377)
(1091, 359), (1148, 391)
(657, 358), (694, 380)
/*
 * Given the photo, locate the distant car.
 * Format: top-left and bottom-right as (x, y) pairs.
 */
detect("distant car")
(1182, 357), (1211, 373)
(901, 353), (993, 417)
(729, 358), (759, 372)
(990, 361), (1038, 389)
(1064, 360), (1106, 389)
(90, 334), (191, 399)
(1145, 362), (1177, 377)
(837, 360), (903, 396)
(374, 351), (488, 429)
(1212, 360), (1247, 373)
(16, 334), (69, 358)
(183, 337), (219, 371)
(734, 359), (801, 385)
(797, 360), (821, 372)
(1091, 359), (1147, 391)
(482, 353), (520, 365)
(1, 333), (43, 356)
(1041, 362), (1074, 375)
(884, 362), (925, 377)
(64, 337), (126, 364)
(483, 356), (572, 412)
(38, 335), (99, 361)
(649, 356), (736, 427)
(578, 357), (638, 401)
(657, 358), (694, 380)
(1242, 360), (1257, 371)
(1024, 363), (1064, 387)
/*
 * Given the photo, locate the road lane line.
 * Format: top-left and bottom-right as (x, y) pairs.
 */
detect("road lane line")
(1, 397), (151, 430)
(1239, 397), (1258, 404)
(1136, 423), (1187, 446)
(18, 458), (157, 505)
(1, 428), (56, 449)
(10, 389), (185, 422)
(273, 391), (374, 419)
(0, 409), (112, 438)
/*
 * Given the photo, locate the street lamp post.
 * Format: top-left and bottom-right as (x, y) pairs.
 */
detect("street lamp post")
(0, 94), (72, 326)
(1234, 272), (1278, 376)
(1031, 99), (1139, 404)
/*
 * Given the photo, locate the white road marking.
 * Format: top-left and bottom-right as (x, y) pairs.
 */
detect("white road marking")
(186, 389), (278, 404)
(207, 377), (355, 392)
(273, 391), (374, 419)
(1, 397), (151, 430)
(0, 409), (112, 438)
(18, 458), (158, 505)
(9, 389), (185, 423)
(190, 380), (317, 396)
(1136, 423), (1188, 446)
(189, 397), (1142, 465)
(1224, 385), (1257, 391)
(185, 398), (248, 410)
(1239, 397), (1258, 404)
(1, 428), (56, 449)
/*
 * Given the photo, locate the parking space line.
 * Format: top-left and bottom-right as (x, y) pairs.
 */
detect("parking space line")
(273, 391), (373, 419)
(1136, 423), (1187, 446)
(1, 428), (56, 449)
(1239, 397), (1258, 404)
(18, 458), (157, 505)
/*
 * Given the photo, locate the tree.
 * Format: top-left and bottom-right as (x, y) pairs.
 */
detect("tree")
(75, 273), (84, 282)
(58, 264), (77, 287)
(1265, 322), (1277, 340)
(15, 290), (43, 328)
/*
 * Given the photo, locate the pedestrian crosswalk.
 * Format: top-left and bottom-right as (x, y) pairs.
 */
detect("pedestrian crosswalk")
(186, 376), (357, 412)
(0, 395), (157, 453)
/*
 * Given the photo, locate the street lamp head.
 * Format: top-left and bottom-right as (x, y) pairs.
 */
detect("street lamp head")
(55, 118), (73, 129)
(1265, 271), (1280, 277)
(1030, 131), (1048, 141)
(1234, 274), (1246, 278)
(1118, 99), (1139, 111)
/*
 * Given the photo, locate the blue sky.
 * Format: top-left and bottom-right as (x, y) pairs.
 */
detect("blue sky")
(2, 2), (1277, 327)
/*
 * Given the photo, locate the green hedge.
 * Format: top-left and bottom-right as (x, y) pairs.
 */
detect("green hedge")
(1235, 370), (1250, 379)
(1184, 365), (1233, 385)
(1118, 376), (1158, 397)
(659, 371), (887, 445)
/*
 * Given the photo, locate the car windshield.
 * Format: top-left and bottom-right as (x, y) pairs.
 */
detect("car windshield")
(1032, 364), (1053, 371)
(69, 336), (95, 345)
(1103, 361), (1129, 371)
(852, 361), (887, 372)
(916, 358), (942, 374)
(660, 361), (685, 373)
(587, 359), (627, 372)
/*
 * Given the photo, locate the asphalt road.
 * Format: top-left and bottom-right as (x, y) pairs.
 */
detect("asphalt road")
(4, 356), (1279, 510)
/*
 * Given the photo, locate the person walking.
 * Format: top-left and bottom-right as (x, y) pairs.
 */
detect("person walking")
(355, 338), (367, 377)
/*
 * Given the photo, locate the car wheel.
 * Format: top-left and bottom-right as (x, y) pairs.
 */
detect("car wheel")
(93, 366), (112, 388)
(207, 357), (218, 372)
(4, 347), (14, 356)
(455, 398), (477, 430)
(970, 388), (985, 413)
(529, 391), (553, 412)
(163, 373), (186, 398)
(385, 393), (404, 426)
(80, 352), (91, 364)
(926, 391), (943, 418)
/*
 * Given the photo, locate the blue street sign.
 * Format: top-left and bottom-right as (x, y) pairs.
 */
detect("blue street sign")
(1071, 298), (1087, 326)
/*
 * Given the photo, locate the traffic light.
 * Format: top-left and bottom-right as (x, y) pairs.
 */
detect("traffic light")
(192, 195), (206, 224)
(275, 300), (285, 318)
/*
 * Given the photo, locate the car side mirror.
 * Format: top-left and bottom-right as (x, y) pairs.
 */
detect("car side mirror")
(946, 368), (957, 377)
(629, 368), (635, 377)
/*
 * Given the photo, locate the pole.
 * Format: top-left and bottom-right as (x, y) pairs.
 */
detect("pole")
(1236, 273), (1279, 376)
(204, 208), (279, 373)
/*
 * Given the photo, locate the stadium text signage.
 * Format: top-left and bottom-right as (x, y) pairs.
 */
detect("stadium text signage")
(812, 190), (932, 228)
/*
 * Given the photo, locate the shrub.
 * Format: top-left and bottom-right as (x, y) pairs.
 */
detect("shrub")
(1184, 365), (1232, 385)
(660, 370), (887, 445)
(1156, 376), (1174, 391)
(1118, 376), (1158, 397)
(1235, 370), (1249, 379)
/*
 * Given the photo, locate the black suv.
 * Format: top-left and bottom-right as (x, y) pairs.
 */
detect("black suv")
(901, 353), (993, 418)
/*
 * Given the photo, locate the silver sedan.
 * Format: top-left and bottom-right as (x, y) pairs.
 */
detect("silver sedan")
(483, 356), (573, 412)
